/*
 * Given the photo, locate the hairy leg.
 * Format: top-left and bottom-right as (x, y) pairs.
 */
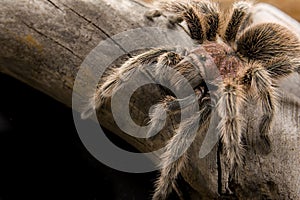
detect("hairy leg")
(81, 47), (184, 119)
(193, 0), (220, 41)
(152, 97), (212, 200)
(240, 63), (279, 154)
(217, 80), (246, 176)
(265, 56), (300, 79)
(161, 1), (205, 43)
(222, 0), (252, 44)
(253, 66), (279, 153)
(259, 57), (300, 152)
(147, 88), (205, 138)
(147, 0), (221, 42)
(236, 23), (300, 62)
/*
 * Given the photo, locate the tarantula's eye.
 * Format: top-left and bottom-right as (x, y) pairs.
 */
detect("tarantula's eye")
(236, 23), (300, 61)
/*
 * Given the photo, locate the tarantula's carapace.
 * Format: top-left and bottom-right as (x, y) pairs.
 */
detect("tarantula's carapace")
(82, 0), (300, 199)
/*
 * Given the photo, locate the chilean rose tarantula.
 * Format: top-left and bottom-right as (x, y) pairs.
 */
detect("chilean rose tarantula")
(82, 0), (300, 199)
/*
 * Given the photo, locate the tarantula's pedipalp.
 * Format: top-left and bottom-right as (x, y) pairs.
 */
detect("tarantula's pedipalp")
(152, 97), (212, 200)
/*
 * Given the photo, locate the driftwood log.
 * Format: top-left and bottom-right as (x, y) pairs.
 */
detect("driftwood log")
(1, 0), (300, 199)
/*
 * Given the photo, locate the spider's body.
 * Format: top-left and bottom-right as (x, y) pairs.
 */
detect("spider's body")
(193, 41), (243, 79)
(82, 0), (300, 199)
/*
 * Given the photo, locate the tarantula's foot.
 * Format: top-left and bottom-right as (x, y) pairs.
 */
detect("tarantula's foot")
(166, 15), (183, 29)
(229, 161), (242, 182)
(262, 135), (272, 153)
(147, 92), (204, 138)
(225, 184), (234, 196)
(257, 133), (272, 155)
(258, 114), (273, 155)
(144, 10), (162, 21)
(145, 9), (183, 29)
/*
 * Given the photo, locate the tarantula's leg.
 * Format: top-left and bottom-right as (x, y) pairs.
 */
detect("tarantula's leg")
(241, 64), (279, 153)
(236, 23), (300, 62)
(265, 57), (300, 79)
(144, 10), (163, 21)
(171, 181), (186, 200)
(147, 88), (205, 138)
(222, 1), (252, 43)
(217, 80), (246, 175)
(162, 2), (205, 43)
(81, 48), (184, 119)
(144, 9), (184, 29)
(193, 0), (220, 41)
(254, 68), (278, 153)
(98, 49), (181, 104)
(147, 95), (178, 139)
(152, 97), (212, 200)
(154, 50), (186, 82)
(249, 58), (300, 145)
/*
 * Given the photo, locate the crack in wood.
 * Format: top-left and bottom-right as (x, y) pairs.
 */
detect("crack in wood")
(130, 0), (149, 8)
(61, 3), (132, 58)
(45, 0), (62, 11)
(22, 21), (82, 60)
(217, 141), (222, 196)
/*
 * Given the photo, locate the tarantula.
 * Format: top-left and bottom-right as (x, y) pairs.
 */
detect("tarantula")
(82, 0), (300, 199)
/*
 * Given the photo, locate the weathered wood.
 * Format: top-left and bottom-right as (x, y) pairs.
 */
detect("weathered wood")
(0, 1), (300, 199)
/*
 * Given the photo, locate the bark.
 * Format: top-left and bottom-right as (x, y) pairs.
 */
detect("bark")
(0, 0), (300, 199)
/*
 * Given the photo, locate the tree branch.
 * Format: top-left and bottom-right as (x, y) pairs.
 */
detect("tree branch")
(0, 0), (300, 199)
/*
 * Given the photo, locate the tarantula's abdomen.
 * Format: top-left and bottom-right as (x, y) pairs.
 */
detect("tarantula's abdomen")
(189, 41), (244, 81)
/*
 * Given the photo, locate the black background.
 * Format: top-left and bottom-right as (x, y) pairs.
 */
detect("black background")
(0, 73), (167, 200)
